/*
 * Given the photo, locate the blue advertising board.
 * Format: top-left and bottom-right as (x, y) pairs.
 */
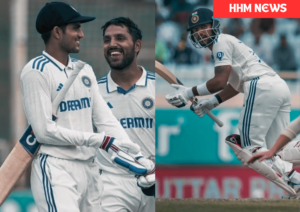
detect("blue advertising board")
(156, 108), (300, 165)
(0, 191), (36, 212)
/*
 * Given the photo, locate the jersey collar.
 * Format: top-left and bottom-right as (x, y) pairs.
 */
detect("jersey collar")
(106, 66), (148, 94)
(42, 51), (73, 71)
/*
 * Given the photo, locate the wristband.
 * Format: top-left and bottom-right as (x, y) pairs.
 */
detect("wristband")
(186, 88), (194, 98)
(196, 82), (211, 96)
(215, 94), (223, 104)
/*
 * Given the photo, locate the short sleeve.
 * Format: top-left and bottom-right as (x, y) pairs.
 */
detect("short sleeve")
(212, 36), (233, 67)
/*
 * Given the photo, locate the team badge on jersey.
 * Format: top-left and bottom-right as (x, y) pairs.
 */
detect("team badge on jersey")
(82, 76), (91, 87)
(142, 97), (154, 109)
(216, 52), (224, 61)
(191, 15), (199, 23)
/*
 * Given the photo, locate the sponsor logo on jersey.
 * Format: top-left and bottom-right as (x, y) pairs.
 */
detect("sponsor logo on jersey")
(191, 15), (199, 23)
(120, 117), (154, 129)
(59, 97), (91, 112)
(142, 97), (154, 109)
(82, 76), (92, 87)
(216, 52), (224, 61)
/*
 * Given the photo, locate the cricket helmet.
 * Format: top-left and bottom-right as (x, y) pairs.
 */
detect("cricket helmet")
(187, 8), (221, 48)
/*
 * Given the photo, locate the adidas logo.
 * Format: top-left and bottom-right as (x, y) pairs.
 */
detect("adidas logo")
(56, 83), (63, 91)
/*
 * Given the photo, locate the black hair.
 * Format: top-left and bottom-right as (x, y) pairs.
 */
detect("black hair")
(41, 24), (67, 44)
(101, 17), (142, 42)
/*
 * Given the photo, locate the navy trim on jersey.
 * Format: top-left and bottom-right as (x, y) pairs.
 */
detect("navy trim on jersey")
(242, 77), (259, 147)
(37, 58), (47, 70)
(41, 60), (50, 72)
(145, 71), (155, 86)
(106, 80), (110, 93)
(100, 69), (154, 93)
(71, 57), (78, 62)
(43, 54), (63, 71)
(97, 76), (107, 84)
(117, 84), (136, 94)
(39, 154), (57, 212)
(32, 56), (52, 72)
(32, 56), (44, 69)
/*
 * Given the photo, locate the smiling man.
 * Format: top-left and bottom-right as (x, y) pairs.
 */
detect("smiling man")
(20, 3), (145, 211)
(96, 17), (155, 212)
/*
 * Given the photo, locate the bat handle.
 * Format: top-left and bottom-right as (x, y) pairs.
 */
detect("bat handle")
(203, 108), (224, 127)
(192, 97), (224, 127)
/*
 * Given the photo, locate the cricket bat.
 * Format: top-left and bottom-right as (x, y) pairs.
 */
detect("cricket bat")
(0, 61), (85, 206)
(155, 60), (223, 127)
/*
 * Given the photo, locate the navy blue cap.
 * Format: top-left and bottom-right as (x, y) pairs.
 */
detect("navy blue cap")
(187, 8), (213, 31)
(36, 2), (95, 34)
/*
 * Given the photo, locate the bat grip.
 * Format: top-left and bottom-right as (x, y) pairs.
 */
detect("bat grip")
(203, 108), (224, 127)
(191, 97), (223, 127)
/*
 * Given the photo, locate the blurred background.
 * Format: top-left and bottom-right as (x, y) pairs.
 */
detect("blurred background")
(155, 0), (300, 199)
(0, 0), (154, 211)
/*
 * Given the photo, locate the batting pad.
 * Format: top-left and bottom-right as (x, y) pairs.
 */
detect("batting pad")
(278, 141), (300, 166)
(226, 135), (296, 196)
(112, 151), (147, 176)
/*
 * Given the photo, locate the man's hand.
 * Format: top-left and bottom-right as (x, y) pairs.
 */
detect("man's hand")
(190, 96), (219, 118)
(100, 136), (148, 175)
(247, 150), (275, 164)
(136, 157), (155, 172)
(137, 172), (155, 188)
(137, 156), (155, 193)
(100, 135), (140, 155)
(165, 84), (193, 108)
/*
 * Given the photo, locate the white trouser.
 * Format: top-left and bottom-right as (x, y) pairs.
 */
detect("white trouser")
(239, 74), (291, 149)
(31, 154), (103, 212)
(100, 170), (155, 212)
(238, 74), (292, 177)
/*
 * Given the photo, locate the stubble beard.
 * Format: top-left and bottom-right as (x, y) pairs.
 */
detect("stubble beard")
(61, 38), (80, 54)
(105, 46), (135, 70)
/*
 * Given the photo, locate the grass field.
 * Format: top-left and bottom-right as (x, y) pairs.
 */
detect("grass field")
(156, 198), (300, 212)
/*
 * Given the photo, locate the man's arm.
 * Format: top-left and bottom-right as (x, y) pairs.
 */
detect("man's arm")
(21, 70), (104, 148)
(216, 83), (239, 102)
(165, 65), (232, 108)
(247, 116), (300, 164)
(190, 83), (239, 119)
(192, 65), (232, 96)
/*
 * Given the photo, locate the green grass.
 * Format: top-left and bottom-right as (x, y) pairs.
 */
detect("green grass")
(156, 199), (300, 212)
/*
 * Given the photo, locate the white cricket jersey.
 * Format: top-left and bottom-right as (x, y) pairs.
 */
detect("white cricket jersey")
(96, 67), (155, 175)
(20, 51), (130, 161)
(212, 33), (276, 92)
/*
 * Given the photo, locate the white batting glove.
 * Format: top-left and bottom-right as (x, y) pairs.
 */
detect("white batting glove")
(100, 136), (148, 175)
(165, 84), (193, 108)
(193, 96), (220, 118)
(136, 157), (155, 172)
(138, 172), (155, 188)
(137, 156), (155, 189)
